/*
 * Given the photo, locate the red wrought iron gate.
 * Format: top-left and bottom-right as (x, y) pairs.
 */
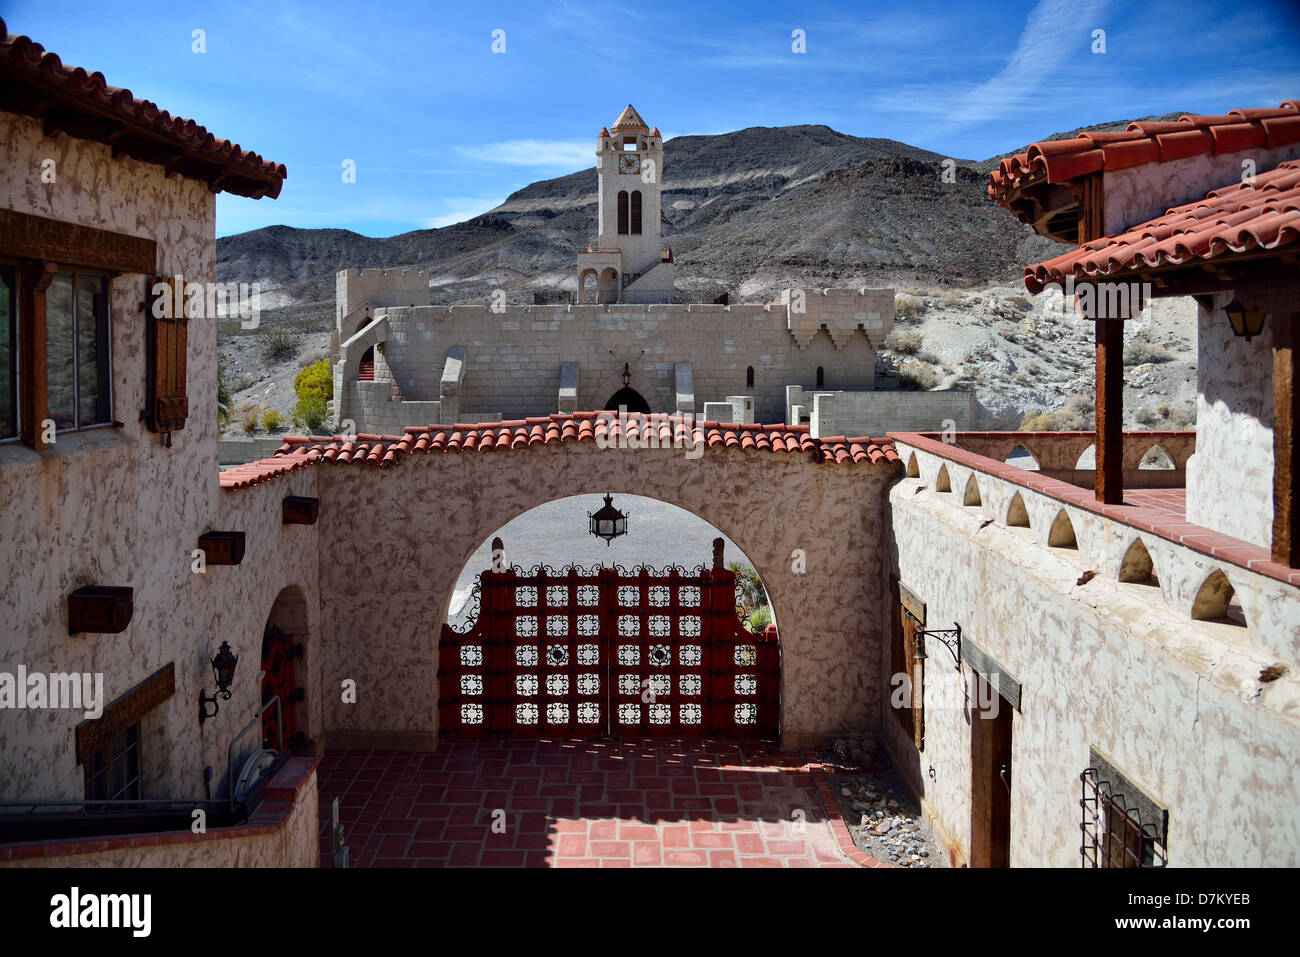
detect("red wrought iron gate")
(438, 543), (779, 739)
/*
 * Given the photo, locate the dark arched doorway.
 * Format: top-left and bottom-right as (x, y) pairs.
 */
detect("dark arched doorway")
(604, 386), (650, 414)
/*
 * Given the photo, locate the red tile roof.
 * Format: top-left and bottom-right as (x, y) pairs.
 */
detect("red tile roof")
(220, 413), (900, 489)
(0, 17), (286, 199)
(989, 100), (1300, 210)
(1022, 158), (1300, 293)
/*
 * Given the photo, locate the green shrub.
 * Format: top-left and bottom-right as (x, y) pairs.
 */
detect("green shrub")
(217, 359), (232, 428)
(293, 359), (332, 432)
(234, 401), (262, 433)
(261, 409), (283, 432)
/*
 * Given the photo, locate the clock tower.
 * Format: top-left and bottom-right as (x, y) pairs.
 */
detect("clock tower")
(578, 106), (674, 303)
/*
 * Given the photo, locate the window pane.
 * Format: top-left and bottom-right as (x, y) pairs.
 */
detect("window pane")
(45, 273), (77, 431)
(0, 265), (14, 439)
(77, 274), (110, 427)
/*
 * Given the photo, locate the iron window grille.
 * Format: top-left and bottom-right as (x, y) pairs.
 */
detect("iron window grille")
(83, 722), (141, 809)
(1080, 766), (1167, 868)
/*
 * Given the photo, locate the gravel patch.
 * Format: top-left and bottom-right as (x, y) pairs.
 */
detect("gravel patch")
(828, 766), (950, 868)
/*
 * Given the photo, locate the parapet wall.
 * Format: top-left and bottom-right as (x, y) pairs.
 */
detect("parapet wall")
(335, 268), (431, 329)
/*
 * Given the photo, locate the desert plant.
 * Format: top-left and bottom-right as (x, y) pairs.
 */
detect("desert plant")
(747, 605), (773, 633)
(261, 409), (284, 432)
(1124, 338), (1173, 365)
(884, 330), (922, 355)
(894, 294), (924, 323)
(234, 401), (262, 433)
(293, 358), (333, 432)
(259, 326), (298, 366)
(897, 359), (943, 391)
(728, 561), (768, 623)
(217, 358), (232, 428)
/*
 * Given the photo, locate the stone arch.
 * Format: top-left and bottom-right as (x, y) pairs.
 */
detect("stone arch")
(1005, 444), (1039, 470)
(1073, 444), (1096, 470)
(1191, 569), (1238, 622)
(580, 269), (599, 304)
(1006, 492), (1030, 527)
(605, 386), (651, 414)
(1048, 509), (1077, 548)
(262, 584), (313, 752)
(1139, 444), (1176, 470)
(936, 464), (951, 492)
(906, 452), (920, 478)
(600, 267), (620, 304)
(1118, 538), (1157, 584)
(962, 474), (982, 506)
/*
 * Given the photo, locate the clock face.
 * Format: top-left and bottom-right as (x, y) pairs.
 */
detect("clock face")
(619, 153), (640, 174)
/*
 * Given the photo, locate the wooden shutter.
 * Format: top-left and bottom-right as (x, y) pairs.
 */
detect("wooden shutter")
(902, 611), (924, 750)
(146, 276), (189, 434)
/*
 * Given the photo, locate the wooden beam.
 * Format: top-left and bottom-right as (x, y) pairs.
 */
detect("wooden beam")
(197, 531), (246, 566)
(0, 208), (157, 275)
(282, 495), (320, 525)
(1095, 318), (1125, 504)
(68, 585), (134, 635)
(18, 260), (56, 449)
(1275, 311), (1298, 567)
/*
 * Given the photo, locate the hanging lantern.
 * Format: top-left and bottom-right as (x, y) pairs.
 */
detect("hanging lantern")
(1223, 298), (1267, 340)
(588, 494), (629, 545)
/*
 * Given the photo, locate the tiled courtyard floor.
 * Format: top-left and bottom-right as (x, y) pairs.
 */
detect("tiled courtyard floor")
(316, 738), (859, 867)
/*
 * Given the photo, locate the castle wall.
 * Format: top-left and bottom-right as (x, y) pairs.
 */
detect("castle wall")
(335, 287), (894, 432)
(335, 268), (429, 334)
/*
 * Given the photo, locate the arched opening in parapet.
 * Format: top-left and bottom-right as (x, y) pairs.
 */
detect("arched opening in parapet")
(440, 494), (781, 740)
(1118, 538), (1158, 586)
(1005, 445), (1039, 470)
(1139, 445), (1175, 470)
(906, 453), (920, 478)
(358, 346), (375, 381)
(1006, 492), (1030, 527)
(1074, 444), (1096, 470)
(605, 387), (651, 414)
(1048, 509), (1078, 548)
(935, 464), (951, 493)
(962, 474), (982, 507)
(1191, 569), (1246, 627)
(580, 269), (599, 304)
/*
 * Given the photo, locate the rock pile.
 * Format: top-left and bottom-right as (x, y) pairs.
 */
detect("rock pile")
(840, 781), (935, 867)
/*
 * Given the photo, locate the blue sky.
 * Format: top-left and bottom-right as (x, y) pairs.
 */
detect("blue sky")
(6, 0), (1299, 238)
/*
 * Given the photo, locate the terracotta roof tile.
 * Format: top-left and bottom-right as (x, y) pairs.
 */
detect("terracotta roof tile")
(989, 100), (1299, 209)
(228, 414), (899, 489)
(1023, 158), (1300, 293)
(0, 18), (286, 198)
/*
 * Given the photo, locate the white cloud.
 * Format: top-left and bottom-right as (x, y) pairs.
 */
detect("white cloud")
(421, 197), (506, 229)
(455, 140), (594, 171)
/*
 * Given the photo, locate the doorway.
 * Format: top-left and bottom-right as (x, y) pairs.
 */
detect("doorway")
(604, 386), (651, 414)
(969, 672), (1012, 867)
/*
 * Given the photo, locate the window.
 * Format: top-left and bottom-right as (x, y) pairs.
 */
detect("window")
(617, 190), (629, 235)
(83, 723), (141, 805)
(816, 366), (824, 388)
(630, 190), (642, 235)
(0, 264), (15, 440)
(46, 270), (111, 432)
(746, 366), (754, 388)
(1080, 752), (1167, 868)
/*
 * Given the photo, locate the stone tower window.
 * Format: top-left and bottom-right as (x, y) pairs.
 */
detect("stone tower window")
(630, 191), (642, 235)
(816, 366), (824, 388)
(617, 191), (629, 235)
(746, 366), (754, 388)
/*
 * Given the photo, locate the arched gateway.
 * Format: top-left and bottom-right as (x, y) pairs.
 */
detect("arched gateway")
(438, 537), (779, 739)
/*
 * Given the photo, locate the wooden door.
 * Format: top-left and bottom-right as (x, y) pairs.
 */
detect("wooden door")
(969, 673), (1013, 867)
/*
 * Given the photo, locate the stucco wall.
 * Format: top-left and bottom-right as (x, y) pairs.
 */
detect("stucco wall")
(0, 112), (323, 805)
(313, 441), (900, 748)
(886, 478), (1300, 867)
(1184, 289), (1297, 548)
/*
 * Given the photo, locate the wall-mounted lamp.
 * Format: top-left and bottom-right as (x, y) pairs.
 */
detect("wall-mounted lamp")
(915, 624), (962, 669)
(198, 641), (239, 724)
(1223, 298), (1266, 341)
